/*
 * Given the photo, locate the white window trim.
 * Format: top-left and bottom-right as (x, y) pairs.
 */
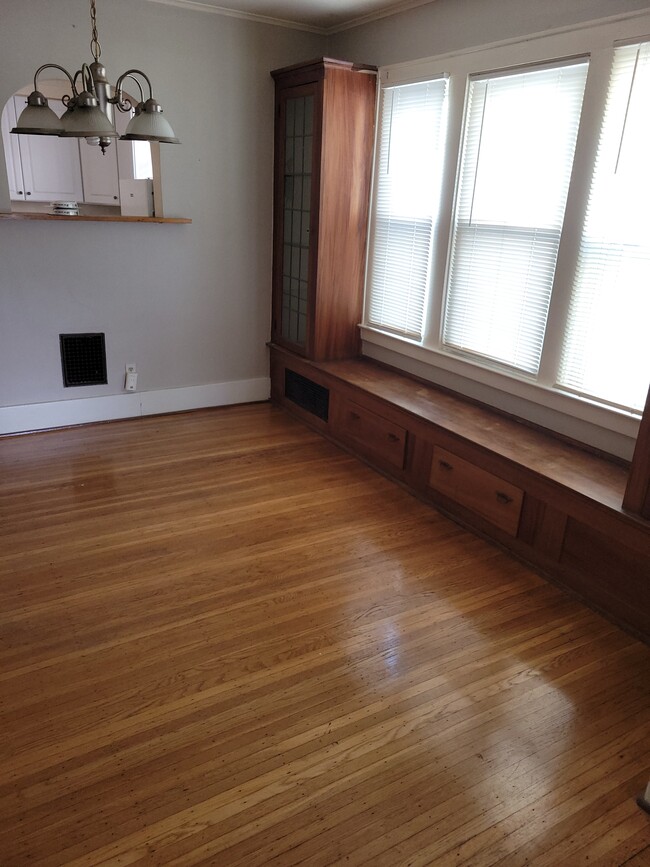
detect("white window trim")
(362, 9), (650, 460)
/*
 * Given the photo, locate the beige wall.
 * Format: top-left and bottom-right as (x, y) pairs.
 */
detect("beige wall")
(3, 0), (648, 432)
(0, 0), (324, 421)
(328, 0), (650, 65)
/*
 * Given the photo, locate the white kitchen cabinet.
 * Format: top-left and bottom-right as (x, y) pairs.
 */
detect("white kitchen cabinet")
(77, 105), (138, 206)
(11, 96), (84, 203)
(79, 139), (120, 205)
(3, 92), (153, 210)
(1, 98), (26, 200)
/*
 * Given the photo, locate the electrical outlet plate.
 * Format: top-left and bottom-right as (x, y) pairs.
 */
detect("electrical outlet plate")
(125, 363), (138, 392)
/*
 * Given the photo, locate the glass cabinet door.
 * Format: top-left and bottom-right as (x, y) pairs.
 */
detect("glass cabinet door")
(280, 93), (314, 348)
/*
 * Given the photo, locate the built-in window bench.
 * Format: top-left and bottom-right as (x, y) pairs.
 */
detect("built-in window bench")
(270, 344), (650, 643)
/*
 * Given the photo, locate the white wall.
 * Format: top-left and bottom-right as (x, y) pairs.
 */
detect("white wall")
(0, 0), (325, 431)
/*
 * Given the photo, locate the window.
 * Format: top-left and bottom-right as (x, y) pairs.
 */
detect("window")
(363, 14), (650, 453)
(558, 42), (650, 412)
(366, 77), (448, 338)
(443, 61), (588, 374)
(132, 140), (153, 180)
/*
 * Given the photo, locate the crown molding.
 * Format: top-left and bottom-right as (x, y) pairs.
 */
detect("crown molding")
(144, 0), (327, 33)
(143, 0), (439, 35)
(322, 0), (437, 35)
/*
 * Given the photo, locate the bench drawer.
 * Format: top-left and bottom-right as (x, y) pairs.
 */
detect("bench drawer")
(429, 446), (523, 536)
(338, 400), (407, 471)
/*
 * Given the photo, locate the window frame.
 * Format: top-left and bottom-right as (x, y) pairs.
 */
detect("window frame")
(362, 10), (650, 459)
(365, 75), (449, 340)
(442, 58), (590, 376)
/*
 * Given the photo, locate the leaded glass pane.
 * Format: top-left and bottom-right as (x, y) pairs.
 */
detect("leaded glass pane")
(280, 93), (314, 347)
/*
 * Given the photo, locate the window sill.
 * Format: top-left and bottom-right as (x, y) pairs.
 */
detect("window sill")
(0, 212), (191, 224)
(360, 325), (641, 460)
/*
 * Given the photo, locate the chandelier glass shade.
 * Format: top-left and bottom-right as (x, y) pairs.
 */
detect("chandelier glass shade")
(11, 0), (179, 154)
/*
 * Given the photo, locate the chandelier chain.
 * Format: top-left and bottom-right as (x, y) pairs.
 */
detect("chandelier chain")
(90, 0), (102, 61)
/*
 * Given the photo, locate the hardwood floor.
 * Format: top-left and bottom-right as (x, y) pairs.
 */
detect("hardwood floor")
(1, 403), (649, 866)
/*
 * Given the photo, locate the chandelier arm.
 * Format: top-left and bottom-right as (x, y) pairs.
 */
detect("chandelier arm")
(110, 74), (144, 113)
(114, 69), (154, 108)
(32, 63), (78, 97)
(81, 63), (96, 95)
(71, 66), (94, 97)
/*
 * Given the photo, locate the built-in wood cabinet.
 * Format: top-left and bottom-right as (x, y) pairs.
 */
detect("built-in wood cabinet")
(271, 58), (377, 361)
(269, 345), (650, 643)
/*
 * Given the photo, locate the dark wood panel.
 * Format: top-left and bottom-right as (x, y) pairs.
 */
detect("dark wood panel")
(312, 65), (377, 361)
(519, 497), (568, 562)
(624, 384), (650, 518)
(560, 518), (650, 638)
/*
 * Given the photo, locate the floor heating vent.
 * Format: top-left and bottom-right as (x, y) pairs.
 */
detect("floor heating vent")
(59, 333), (108, 387)
(285, 369), (329, 421)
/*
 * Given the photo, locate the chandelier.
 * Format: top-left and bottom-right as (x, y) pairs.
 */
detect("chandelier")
(11, 0), (179, 155)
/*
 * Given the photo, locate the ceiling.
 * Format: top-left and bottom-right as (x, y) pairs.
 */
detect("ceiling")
(145, 0), (436, 34)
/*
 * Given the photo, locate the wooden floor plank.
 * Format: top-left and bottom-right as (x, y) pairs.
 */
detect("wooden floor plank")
(622, 843), (650, 866)
(1, 404), (649, 866)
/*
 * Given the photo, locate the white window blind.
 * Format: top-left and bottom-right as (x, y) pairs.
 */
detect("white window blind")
(558, 42), (650, 412)
(366, 77), (448, 339)
(443, 60), (589, 374)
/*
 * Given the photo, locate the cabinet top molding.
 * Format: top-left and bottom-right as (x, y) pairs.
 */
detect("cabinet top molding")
(271, 57), (377, 80)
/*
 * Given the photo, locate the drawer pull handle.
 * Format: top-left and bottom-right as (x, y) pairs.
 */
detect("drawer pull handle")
(438, 460), (453, 471)
(496, 491), (513, 505)
(387, 433), (400, 443)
